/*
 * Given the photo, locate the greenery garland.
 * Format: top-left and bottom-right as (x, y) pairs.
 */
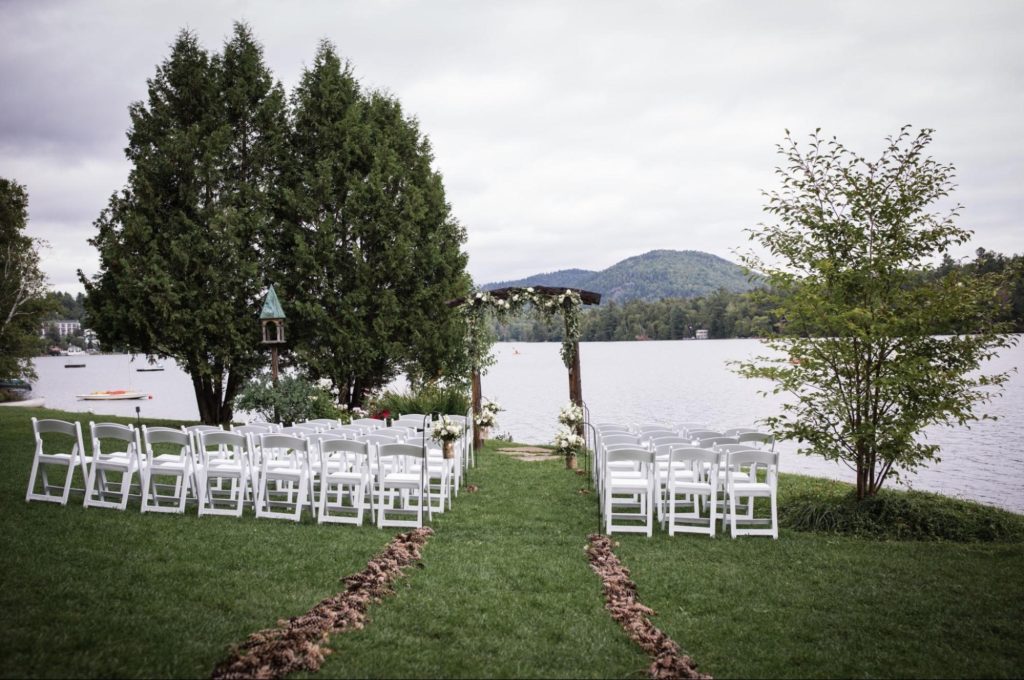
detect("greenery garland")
(460, 287), (584, 369)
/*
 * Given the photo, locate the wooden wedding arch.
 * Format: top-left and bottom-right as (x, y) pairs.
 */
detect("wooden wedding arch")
(450, 286), (602, 449)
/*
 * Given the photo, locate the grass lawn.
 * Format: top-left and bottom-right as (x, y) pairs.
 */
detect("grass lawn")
(2, 406), (1023, 678)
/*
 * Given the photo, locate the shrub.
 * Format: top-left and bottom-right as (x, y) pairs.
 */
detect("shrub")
(368, 384), (470, 419)
(233, 375), (343, 425)
(780, 480), (1024, 542)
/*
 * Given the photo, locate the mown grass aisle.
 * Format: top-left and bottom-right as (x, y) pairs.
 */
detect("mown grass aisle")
(308, 448), (648, 678)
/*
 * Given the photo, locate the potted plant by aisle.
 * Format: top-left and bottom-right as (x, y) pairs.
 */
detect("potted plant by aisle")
(553, 426), (585, 470)
(475, 399), (502, 440)
(432, 416), (463, 459)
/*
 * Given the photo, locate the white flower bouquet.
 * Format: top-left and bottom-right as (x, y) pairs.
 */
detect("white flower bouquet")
(475, 399), (502, 428)
(558, 402), (584, 429)
(552, 426), (585, 457)
(431, 416), (463, 443)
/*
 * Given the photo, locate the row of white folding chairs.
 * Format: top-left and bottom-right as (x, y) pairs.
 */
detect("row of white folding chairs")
(24, 417), (468, 528)
(592, 422), (778, 538)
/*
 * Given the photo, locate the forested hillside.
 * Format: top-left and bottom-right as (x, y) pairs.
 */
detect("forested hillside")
(484, 249), (758, 303)
(489, 248), (1024, 342)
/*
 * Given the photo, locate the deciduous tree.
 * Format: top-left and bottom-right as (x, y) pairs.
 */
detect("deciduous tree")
(0, 179), (53, 381)
(736, 127), (1016, 499)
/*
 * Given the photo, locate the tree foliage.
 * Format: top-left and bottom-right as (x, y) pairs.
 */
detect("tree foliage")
(0, 179), (54, 380)
(735, 127), (1017, 499)
(81, 25), (289, 423)
(274, 41), (469, 405)
(82, 28), (470, 422)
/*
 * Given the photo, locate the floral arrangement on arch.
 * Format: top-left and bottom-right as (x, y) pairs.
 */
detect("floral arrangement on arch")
(558, 402), (584, 430)
(552, 427), (585, 458)
(460, 287), (584, 369)
(475, 399), (502, 428)
(431, 416), (464, 443)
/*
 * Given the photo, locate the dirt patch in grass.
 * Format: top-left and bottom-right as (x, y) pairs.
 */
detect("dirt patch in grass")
(495, 446), (561, 462)
(212, 527), (433, 679)
(586, 533), (710, 680)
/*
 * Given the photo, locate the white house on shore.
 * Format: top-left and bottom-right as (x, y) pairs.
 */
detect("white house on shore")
(695, 329), (709, 340)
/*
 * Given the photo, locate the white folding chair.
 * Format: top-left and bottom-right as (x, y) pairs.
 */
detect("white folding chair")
(138, 426), (192, 514)
(317, 437), (373, 525)
(665, 447), (720, 537)
(255, 433), (312, 522)
(375, 442), (429, 528)
(25, 417), (88, 505)
(725, 449), (779, 539)
(195, 430), (252, 517)
(84, 422), (139, 510)
(603, 448), (656, 537)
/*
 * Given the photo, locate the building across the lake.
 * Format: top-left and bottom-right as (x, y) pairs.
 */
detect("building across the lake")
(40, 319), (81, 337)
(695, 329), (709, 340)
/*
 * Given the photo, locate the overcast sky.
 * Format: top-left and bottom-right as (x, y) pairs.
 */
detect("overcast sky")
(2, 0), (1022, 294)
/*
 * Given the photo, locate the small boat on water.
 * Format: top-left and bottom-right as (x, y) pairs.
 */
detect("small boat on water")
(65, 360), (86, 368)
(136, 365), (165, 372)
(77, 390), (150, 401)
(0, 378), (43, 407)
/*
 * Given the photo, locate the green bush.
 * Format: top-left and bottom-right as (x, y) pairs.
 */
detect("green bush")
(233, 374), (343, 425)
(368, 384), (470, 419)
(780, 483), (1024, 542)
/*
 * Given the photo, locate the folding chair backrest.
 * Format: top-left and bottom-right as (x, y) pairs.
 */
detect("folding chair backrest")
(197, 430), (248, 465)
(142, 426), (189, 447)
(686, 429), (724, 441)
(363, 433), (402, 447)
(91, 422), (136, 443)
(737, 431), (775, 448)
(303, 419), (341, 429)
(728, 449), (777, 469)
(653, 437), (693, 455)
(34, 418), (80, 438)
(319, 437), (370, 456)
(601, 434), (639, 447)
(377, 442), (427, 461)
(606, 448), (654, 465)
(278, 424), (317, 436)
(723, 427), (759, 437)
(696, 436), (738, 449)
(232, 424), (272, 436)
(259, 433), (309, 455)
(668, 446), (719, 475)
(350, 418), (386, 430)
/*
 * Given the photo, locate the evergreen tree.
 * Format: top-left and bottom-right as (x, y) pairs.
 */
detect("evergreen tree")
(81, 25), (289, 423)
(279, 41), (468, 406)
(0, 179), (53, 381)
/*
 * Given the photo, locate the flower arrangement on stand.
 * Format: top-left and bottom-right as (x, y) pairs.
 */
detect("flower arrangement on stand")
(431, 416), (464, 459)
(558, 402), (584, 430)
(475, 399), (502, 439)
(552, 427), (585, 470)
(556, 402), (586, 469)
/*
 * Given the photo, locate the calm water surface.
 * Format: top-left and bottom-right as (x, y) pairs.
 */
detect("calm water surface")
(29, 339), (1024, 513)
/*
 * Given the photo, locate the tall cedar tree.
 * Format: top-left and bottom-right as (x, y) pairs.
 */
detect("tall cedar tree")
(81, 25), (289, 423)
(277, 41), (470, 407)
(736, 127), (1017, 499)
(0, 179), (54, 381)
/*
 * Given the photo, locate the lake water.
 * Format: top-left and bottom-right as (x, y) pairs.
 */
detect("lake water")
(29, 338), (1024, 513)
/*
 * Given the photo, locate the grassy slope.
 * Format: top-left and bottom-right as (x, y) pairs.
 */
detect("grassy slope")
(2, 406), (1023, 678)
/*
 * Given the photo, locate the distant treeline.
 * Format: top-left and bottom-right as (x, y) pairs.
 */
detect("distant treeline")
(491, 248), (1024, 342)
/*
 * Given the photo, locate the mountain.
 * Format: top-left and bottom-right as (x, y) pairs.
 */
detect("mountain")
(482, 250), (758, 303)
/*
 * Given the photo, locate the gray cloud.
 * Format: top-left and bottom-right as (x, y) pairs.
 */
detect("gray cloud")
(2, 0), (1021, 293)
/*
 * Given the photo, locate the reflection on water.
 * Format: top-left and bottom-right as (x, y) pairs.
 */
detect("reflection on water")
(29, 338), (1023, 513)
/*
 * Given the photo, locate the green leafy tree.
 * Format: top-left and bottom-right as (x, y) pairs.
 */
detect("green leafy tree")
(276, 41), (469, 406)
(81, 25), (289, 423)
(735, 127), (1016, 499)
(0, 179), (54, 380)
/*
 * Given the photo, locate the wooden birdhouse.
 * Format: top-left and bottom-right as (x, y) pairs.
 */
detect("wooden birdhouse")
(260, 285), (286, 345)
